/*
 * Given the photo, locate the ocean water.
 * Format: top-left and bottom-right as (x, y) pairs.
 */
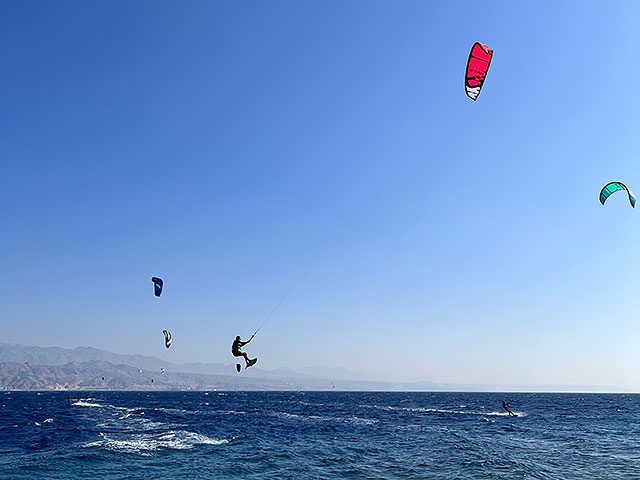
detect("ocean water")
(1, 392), (639, 479)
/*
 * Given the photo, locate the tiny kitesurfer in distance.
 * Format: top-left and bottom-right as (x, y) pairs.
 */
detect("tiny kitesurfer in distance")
(502, 400), (517, 417)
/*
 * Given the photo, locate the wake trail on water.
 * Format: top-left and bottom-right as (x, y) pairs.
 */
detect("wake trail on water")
(369, 405), (527, 417)
(72, 400), (104, 408)
(83, 431), (229, 455)
(72, 398), (231, 455)
(267, 410), (378, 425)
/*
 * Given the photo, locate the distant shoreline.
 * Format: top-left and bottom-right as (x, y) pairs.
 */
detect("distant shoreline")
(1, 342), (626, 393)
(4, 389), (633, 394)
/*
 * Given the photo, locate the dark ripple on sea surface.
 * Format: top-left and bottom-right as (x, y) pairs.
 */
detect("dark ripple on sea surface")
(1, 391), (640, 479)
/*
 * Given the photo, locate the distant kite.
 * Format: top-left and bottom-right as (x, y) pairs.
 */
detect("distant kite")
(163, 330), (172, 349)
(24, 362), (30, 367)
(152, 277), (164, 297)
(465, 42), (493, 101)
(600, 181), (636, 208)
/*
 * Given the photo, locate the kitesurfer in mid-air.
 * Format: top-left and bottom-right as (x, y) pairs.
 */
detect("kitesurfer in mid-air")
(232, 335), (256, 368)
(502, 401), (517, 417)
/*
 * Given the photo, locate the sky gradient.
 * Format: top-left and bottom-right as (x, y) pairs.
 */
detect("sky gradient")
(2, 1), (640, 389)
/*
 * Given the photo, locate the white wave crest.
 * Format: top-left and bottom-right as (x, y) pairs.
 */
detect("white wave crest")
(346, 415), (377, 425)
(34, 418), (54, 426)
(73, 401), (104, 407)
(83, 430), (229, 454)
(268, 410), (377, 425)
(371, 405), (526, 417)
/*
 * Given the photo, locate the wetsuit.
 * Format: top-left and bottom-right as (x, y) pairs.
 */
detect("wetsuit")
(232, 338), (246, 357)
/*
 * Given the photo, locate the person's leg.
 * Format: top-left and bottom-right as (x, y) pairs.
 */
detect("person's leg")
(243, 353), (250, 365)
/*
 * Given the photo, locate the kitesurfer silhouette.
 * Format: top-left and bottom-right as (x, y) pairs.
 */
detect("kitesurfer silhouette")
(232, 335), (255, 368)
(502, 401), (517, 417)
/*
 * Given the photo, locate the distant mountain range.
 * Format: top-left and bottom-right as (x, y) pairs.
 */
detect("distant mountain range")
(0, 342), (357, 381)
(0, 343), (626, 392)
(0, 342), (432, 391)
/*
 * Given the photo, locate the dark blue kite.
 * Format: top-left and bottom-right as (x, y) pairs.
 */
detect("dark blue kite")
(151, 277), (164, 297)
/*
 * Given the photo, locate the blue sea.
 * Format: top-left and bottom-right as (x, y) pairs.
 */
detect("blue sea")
(1, 391), (639, 478)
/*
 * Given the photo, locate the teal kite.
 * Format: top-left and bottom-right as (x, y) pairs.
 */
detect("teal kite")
(599, 182), (636, 208)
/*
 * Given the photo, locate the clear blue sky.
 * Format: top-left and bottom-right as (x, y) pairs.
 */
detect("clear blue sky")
(2, 1), (640, 389)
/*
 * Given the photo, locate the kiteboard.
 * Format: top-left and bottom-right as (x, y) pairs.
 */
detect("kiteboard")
(246, 358), (258, 368)
(236, 364), (241, 373)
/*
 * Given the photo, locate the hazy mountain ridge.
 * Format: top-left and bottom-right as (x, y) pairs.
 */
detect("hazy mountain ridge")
(0, 360), (326, 391)
(0, 343), (386, 391)
(0, 343), (321, 380)
(0, 343), (625, 392)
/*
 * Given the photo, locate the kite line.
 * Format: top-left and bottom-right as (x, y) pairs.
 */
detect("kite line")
(250, 250), (326, 339)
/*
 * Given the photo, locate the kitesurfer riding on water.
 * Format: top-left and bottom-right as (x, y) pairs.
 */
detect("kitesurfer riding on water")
(232, 335), (255, 367)
(502, 400), (517, 417)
